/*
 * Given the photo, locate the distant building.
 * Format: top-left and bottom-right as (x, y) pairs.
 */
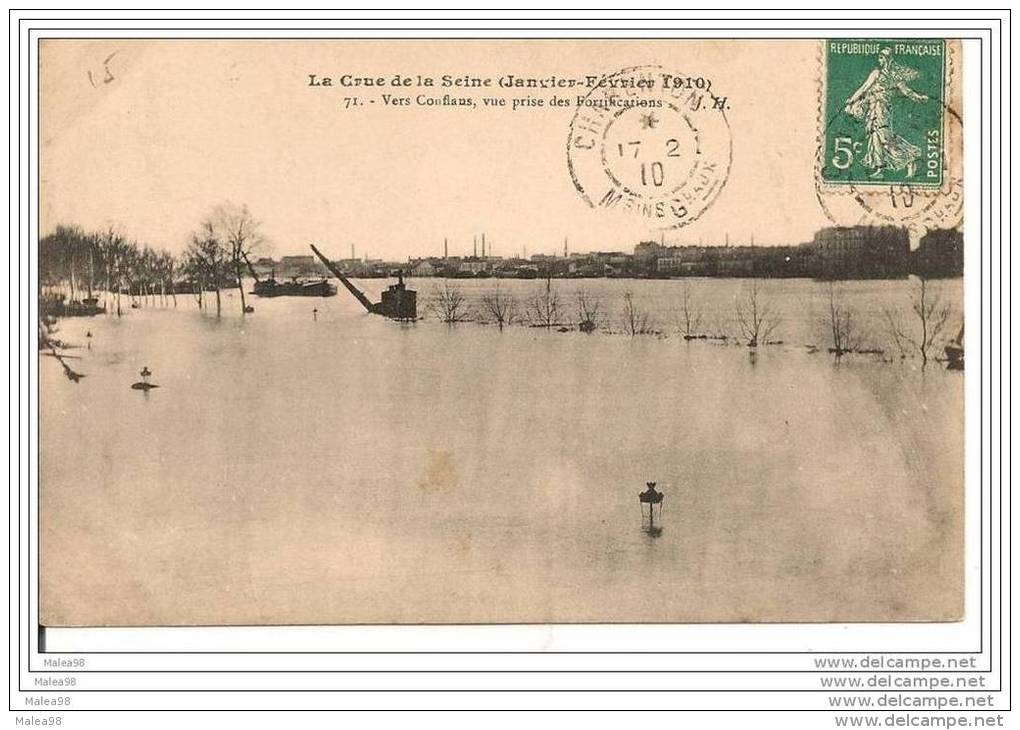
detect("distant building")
(410, 260), (437, 277)
(654, 243), (811, 278)
(913, 228), (963, 278)
(811, 226), (910, 279)
(279, 255), (326, 277)
(634, 241), (664, 261)
(251, 257), (277, 277)
(458, 260), (488, 275)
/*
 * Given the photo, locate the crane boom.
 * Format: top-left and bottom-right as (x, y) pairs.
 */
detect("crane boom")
(309, 244), (376, 313)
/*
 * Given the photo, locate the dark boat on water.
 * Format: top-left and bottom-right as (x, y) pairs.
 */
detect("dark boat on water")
(252, 278), (337, 298)
(243, 252), (337, 298)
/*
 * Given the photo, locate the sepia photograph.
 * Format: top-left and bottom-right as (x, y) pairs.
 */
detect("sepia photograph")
(37, 38), (966, 627)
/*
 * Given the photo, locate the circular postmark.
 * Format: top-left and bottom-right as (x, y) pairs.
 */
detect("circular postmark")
(814, 172), (963, 241)
(567, 65), (733, 230)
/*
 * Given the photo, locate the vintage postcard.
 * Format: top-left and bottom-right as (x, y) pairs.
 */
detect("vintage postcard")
(38, 39), (965, 626)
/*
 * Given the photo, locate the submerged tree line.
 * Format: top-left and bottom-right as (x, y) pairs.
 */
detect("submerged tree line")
(39, 208), (960, 369)
(425, 275), (960, 366)
(39, 202), (265, 317)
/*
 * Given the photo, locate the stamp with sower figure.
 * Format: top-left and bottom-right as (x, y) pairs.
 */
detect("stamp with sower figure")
(816, 39), (961, 236)
(567, 65), (732, 230)
(822, 39), (946, 187)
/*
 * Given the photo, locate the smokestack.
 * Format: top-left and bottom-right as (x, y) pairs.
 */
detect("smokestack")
(481, 233), (486, 258)
(473, 235), (477, 258)
(563, 237), (568, 258)
(444, 237), (448, 259)
(351, 243), (355, 261)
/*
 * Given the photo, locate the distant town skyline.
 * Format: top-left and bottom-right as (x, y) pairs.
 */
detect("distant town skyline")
(251, 231), (783, 263)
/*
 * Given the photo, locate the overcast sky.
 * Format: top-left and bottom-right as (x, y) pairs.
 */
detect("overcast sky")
(40, 39), (836, 259)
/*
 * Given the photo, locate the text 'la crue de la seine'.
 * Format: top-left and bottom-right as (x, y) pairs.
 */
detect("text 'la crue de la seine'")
(306, 72), (712, 91)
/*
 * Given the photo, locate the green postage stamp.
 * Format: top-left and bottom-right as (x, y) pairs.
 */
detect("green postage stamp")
(822, 39), (946, 186)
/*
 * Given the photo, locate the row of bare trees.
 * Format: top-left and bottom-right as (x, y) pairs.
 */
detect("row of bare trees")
(40, 203), (265, 318)
(811, 279), (952, 363)
(427, 276), (957, 364)
(674, 277), (953, 362)
(428, 278), (607, 332)
(40, 224), (181, 316)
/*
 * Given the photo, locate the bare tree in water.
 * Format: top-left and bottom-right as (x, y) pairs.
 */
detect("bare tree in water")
(208, 202), (265, 315)
(621, 290), (656, 336)
(158, 252), (177, 307)
(181, 251), (205, 309)
(735, 278), (780, 347)
(480, 283), (518, 331)
(826, 281), (859, 357)
(133, 245), (159, 307)
(428, 282), (471, 324)
(186, 221), (228, 316)
(884, 276), (952, 365)
(525, 275), (561, 328)
(674, 279), (703, 338)
(575, 288), (604, 333)
(96, 227), (129, 316)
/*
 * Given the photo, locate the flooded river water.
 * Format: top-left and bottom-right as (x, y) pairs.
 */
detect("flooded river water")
(40, 277), (964, 625)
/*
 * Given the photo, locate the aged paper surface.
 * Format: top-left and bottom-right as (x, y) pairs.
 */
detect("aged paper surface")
(39, 39), (964, 626)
